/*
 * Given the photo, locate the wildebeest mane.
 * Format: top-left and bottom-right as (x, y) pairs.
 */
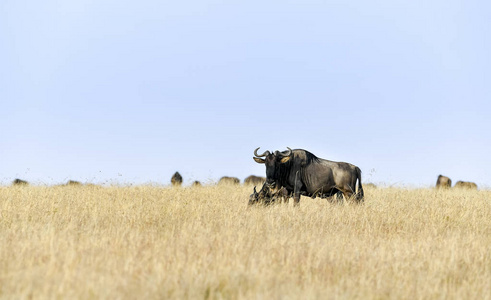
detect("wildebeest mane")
(302, 149), (320, 165)
(274, 149), (319, 188)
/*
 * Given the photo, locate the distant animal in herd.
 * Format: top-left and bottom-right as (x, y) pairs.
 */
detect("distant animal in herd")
(66, 180), (82, 186)
(171, 172), (183, 186)
(454, 181), (478, 189)
(253, 147), (364, 205)
(436, 175), (452, 189)
(12, 178), (29, 186)
(218, 176), (240, 185)
(244, 175), (266, 186)
(435, 175), (477, 190)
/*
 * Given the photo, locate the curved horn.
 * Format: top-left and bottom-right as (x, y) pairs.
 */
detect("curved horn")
(277, 147), (292, 157)
(254, 147), (270, 157)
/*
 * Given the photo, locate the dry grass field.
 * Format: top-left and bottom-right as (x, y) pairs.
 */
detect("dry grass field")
(0, 184), (490, 299)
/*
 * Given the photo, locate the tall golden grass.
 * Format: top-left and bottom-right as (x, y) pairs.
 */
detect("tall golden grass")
(0, 184), (490, 299)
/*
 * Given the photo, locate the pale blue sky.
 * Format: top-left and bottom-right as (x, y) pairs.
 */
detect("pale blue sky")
(1, 0), (490, 187)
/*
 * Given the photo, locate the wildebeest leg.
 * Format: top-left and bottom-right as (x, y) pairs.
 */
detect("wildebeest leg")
(340, 186), (354, 202)
(292, 172), (303, 206)
(324, 190), (343, 204)
(343, 192), (354, 201)
(333, 191), (343, 204)
(293, 193), (301, 206)
(292, 185), (301, 205)
(277, 188), (290, 204)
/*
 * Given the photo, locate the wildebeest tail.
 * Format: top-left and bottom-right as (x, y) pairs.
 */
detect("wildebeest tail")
(356, 167), (364, 202)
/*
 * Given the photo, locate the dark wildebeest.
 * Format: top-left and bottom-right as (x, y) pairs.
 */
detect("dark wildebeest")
(218, 176), (240, 185)
(436, 175), (452, 189)
(253, 147), (364, 205)
(12, 178), (29, 186)
(248, 183), (290, 206)
(171, 172), (183, 186)
(454, 181), (478, 189)
(192, 180), (202, 187)
(244, 175), (266, 186)
(66, 180), (82, 186)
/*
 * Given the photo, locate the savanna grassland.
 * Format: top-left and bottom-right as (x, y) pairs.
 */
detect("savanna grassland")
(0, 184), (490, 299)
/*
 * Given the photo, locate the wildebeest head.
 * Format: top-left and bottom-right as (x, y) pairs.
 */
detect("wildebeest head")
(192, 180), (202, 187)
(436, 175), (452, 189)
(248, 186), (262, 205)
(248, 184), (274, 205)
(171, 172), (183, 186)
(248, 183), (289, 206)
(253, 147), (292, 188)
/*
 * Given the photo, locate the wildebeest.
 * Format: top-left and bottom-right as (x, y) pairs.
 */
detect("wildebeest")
(66, 180), (82, 186)
(244, 175), (266, 186)
(192, 180), (202, 187)
(171, 172), (183, 186)
(436, 175), (452, 189)
(248, 183), (290, 206)
(454, 181), (478, 189)
(253, 147), (364, 205)
(218, 176), (240, 185)
(12, 178), (29, 186)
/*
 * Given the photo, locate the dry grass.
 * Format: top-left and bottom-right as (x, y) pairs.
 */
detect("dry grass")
(0, 184), (490, 299)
